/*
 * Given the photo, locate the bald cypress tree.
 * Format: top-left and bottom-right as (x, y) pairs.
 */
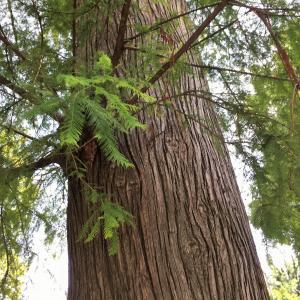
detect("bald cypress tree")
(8, 0), (300, 298)
(65, 1), (269, 298)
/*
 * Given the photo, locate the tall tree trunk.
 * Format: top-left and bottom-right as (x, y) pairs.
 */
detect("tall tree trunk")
(67, 0), (269, 299)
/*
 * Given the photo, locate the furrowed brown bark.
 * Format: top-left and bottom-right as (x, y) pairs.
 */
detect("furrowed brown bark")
(67, 0), (269, 299)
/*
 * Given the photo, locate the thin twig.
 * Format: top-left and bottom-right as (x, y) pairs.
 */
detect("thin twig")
(140, 89), (288, 129)
(191, 18), (239, 49)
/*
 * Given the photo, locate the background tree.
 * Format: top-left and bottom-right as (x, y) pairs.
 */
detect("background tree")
(0, 0), (300, 298)
(268, 258), (300, 299)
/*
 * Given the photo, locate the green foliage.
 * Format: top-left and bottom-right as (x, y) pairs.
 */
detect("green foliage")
(0, 253), (27, 300)
(0, 136), (36, 298)
(197, 0), (300, 254)
(245, 18), (300, 252)
(77, 188), (133, 256)
(60, 94), (85, 147)
(269, 259), (300, 300)
(101, 201), (133, 255)
(101, 200), (133, 255)
(59, 53), (151, 167)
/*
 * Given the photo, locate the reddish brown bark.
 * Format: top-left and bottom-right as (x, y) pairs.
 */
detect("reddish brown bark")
(67, 1), (269, 299)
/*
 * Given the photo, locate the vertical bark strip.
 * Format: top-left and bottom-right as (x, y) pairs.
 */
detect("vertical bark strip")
(67, 1), (269, 299)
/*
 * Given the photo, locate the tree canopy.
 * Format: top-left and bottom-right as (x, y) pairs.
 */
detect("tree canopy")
(1, 0), (300, 297)
(268, 258), (300, 299)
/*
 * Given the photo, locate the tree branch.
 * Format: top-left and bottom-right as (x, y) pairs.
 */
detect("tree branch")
(230, 1), (300, 13)
(1, 124), (58, 147)
(140, 88), (288, 129)
(190, 18), (239, 49)
(124, 2), (222, 43)
(0, 75), (63, 123)
(252, 9), (300, 87)
(129, 0), (230, 102)
(0, 152), (64, 175)
(0, 27), (63, 122)
(0, 75), (30, 98)
(189, 63), (290, 82)
(229, 0), (300, 87)
(28, 153), (63, 171)
(0, 25), (26, 61)
(1, 124), (37, 141)
(125, 47), (290, 83)
(111, 0), (132, 67)
(168, 106), (224, 142)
